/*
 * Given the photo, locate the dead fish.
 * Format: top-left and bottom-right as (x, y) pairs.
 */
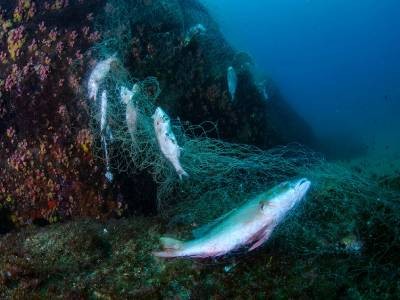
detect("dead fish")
(120, 84), (140, 142)
(100, 90), (113, 182)
(87, 53), (117, 101)
(339, 234), (363, 254)
(154, 178), (311, 258)
(100, 90), (108, 133)
(184, 23), (206, 46)
(227, 66), (238, 101)
(152, 107), (188, 180)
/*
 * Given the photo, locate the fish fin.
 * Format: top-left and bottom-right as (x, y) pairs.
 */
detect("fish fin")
(152, 250), (180, 258)
(159, 237), (183, 250)
(260, 200), (276, 211)
(192, 209), (236, 238)
(105, 171), (113, 182)
(177, 169), (189, 180)
(248, 229), (273, 252)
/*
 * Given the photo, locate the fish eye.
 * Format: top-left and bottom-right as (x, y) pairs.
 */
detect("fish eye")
(259, 201), (265, 210)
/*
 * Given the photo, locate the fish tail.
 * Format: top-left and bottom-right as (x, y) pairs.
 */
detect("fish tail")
(160, 237), (184, 250)
(152, 250), (180, 258)
(153, 237), (184, 258)
(177, 168), (189, 180)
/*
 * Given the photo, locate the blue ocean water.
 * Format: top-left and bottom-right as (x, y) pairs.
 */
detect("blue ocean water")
(202, 0), (400, 157)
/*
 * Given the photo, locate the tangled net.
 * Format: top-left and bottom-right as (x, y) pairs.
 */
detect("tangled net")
(85, 0), (400, 222)
(87, 55), (320, 212)
(80, 2), (400, 296)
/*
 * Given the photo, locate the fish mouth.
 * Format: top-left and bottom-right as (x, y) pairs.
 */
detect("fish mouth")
(295, 178), (311, 193)
(152, 107), (162, 119)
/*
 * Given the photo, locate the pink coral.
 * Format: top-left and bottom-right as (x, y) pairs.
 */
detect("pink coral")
(5, 64), (22, 92)
(75, 50), (83, 61)
(28, 38), (38, 52)
(7, 25), (26, 60)
(68, 30), (78, 47)
(0, 51), (7, 63)
(6, 127), (15, 139)
(56, 41), (64, 55)
(38, 21), (46, 33)
(49, 27), (58, 41)
(36, 64), (50, 81)
(88, 31), (101, 43)
(82, 26), (90, 37)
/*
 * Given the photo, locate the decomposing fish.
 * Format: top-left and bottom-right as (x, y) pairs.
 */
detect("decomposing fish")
(152, 107), (188, 180)
(339, 234), (363, 254)
(184, 23), (206, 46)
(153, 178), (311, 258)
(100, 90), (113, 182)
(120, 84), (140, 142)
(87, 53), (117, 101)
(258, 80), (269, 101)
(100, 90), (108, 133)
(227, 66), (238, 101)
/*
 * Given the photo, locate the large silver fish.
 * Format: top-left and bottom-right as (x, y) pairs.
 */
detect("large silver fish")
(154, 178), (311, 258)
(152, 107), (188, 180)
(227, 66), (238, 101)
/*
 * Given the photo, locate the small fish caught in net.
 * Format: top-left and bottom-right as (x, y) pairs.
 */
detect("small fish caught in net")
(86, 55), (318, 212)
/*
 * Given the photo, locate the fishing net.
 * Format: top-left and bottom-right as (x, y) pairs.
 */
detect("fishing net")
(85, 0), (314, 210)
(86, 0), (400, 220)
(80, 1), (400, 296)
(52, 1), (400, 298)
(86, 52), (321, 211)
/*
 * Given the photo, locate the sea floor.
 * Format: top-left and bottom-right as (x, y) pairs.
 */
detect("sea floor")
(0, 157), (399, 299)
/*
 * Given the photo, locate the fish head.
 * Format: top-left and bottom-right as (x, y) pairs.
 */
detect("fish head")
(107, 54), (119, 70)
(193, 23), (206, 34)
(132, 83), (140, 96)
(152, 107), (170, 131)
(259, 178), (311, 215)
(284, 178), (311, 205)
(292, 178), (311, 194)
(120, 86), (133, 104)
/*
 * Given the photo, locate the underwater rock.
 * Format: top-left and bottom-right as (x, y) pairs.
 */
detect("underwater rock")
(118, 0), (316, 148)
(0, 202), (399, 299)
(0, 0), (121, 227)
